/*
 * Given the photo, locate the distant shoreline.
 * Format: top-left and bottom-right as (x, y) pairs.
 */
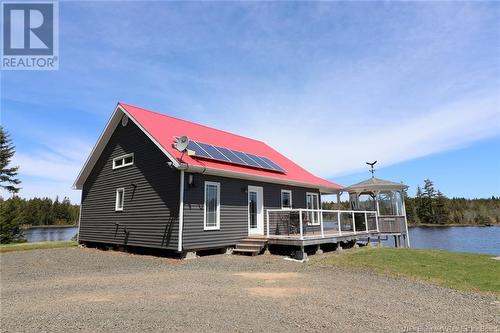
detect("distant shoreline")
(409, 223), (499, 228)
(21, 225), (77, 229)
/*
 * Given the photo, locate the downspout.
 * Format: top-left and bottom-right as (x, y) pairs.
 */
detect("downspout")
(178, 170), (185, 252)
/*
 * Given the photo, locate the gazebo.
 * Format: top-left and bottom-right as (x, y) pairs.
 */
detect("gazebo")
(343, 177), (410, 247)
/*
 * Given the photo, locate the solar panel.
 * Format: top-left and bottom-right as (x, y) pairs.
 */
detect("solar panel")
(196, 142), (230, 162)
(259, 156), (285, 173)
(247, 154), (274, 169)
(187, 141), (211, 158)
(231, 150), (261, 168)
(215, 147), (247, 165)
(186, 140), (285, 173)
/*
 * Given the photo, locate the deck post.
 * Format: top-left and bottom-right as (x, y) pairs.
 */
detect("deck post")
(401, 190), (411, 248)
(337, 211), (342, 236)
(352, 212), (356, 234)
(364, 212), (368, 232)
(375, 213), (380, 233)
(320, 210), (324, 238)
(299, 209), (304, 240)
(266, 209), (270, 238)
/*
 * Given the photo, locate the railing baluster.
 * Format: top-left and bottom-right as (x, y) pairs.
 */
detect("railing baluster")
(299, 209), (303, 240)
(266, 209), (270, 238)
(352, 212), (356, 234)
(320, 210), (324, 238)
(364, 212), (368, 232)
(337, 211), (342, 236)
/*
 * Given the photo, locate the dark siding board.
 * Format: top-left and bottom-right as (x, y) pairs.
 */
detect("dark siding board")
(79, 120), (180, 250)
(182, 173), (321, 250)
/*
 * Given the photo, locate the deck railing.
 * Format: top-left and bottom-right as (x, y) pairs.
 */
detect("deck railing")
(378, 216), (406, 233)
(265, 209), (378, 240)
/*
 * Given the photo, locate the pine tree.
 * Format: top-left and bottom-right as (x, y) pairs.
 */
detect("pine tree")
(0, 127), (21, 194)
(434, 191), (450, 224)
(0, 196), (24, 243)
(421, 179), (436, 224)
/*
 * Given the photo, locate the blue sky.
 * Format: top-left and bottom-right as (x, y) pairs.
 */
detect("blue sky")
(1, 1), (499, 203)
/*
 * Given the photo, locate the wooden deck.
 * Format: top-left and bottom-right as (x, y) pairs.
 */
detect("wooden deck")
(250, 229), (403, 246)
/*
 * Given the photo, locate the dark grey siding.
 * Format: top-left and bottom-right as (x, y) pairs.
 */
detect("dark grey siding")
(182, 173), (321, 250)
(79, 121), (180, 250)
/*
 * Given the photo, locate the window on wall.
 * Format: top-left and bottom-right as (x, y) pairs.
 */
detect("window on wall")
(113, 153), (134, 169)
(281, 190), (292, 209)
(115, 188), (125, 211)
(204, 182), (220, 230)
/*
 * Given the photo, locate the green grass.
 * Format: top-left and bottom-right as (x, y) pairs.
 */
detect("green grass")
(313, 247), (500, 295)
(0, 241), (77, 253)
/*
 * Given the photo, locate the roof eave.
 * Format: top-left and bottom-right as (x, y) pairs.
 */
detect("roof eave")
(184, 164), (341, 194)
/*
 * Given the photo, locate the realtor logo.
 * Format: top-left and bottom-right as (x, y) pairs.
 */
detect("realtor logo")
(1, 1), (59, 70)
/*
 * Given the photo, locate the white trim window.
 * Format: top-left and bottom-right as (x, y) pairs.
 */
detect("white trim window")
(281, 189), (292, 209)
(115, 188), (125, 211)
(204, 181), (220, 230)
(113, 153), (134, 169)
(306, 192), (320, 225)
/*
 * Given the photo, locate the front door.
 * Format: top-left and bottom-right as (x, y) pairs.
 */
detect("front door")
(306, 192), (320, 224)
(248, 186), (264, 235)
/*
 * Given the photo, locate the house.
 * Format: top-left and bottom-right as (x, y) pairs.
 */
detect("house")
(73, 103), (409, 259)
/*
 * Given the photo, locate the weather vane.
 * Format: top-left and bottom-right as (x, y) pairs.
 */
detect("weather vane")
(366, 160), (377, 178)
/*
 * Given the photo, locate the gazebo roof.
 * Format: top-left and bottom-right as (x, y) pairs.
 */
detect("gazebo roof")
(344, 177), (408, 193)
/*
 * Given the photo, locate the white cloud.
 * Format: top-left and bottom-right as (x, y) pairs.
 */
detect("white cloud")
(220, 90), (500, 180)
(3, 136), (91, 203)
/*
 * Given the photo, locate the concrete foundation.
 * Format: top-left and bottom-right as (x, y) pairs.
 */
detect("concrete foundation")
(182, 251), (197, 260)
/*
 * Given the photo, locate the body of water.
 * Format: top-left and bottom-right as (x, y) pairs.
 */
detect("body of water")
(23, 226), (78, 243)
(383, 226), (500, 255)
(22, 225), (499, 256)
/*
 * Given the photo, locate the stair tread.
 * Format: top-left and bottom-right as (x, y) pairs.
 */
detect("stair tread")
(233, 248), (260, 253)
(241, 238), (267, 242)
(237, 242), (264, 246)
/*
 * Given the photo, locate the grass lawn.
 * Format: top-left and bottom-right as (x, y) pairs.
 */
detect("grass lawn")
(0, 241), (78, 253)
(314, 247), (500, 295)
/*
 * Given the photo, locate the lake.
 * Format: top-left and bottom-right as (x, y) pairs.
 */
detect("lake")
(384, 226), (500, 255)
(23, 225), (500, 256)
(23, 226), (78, 243)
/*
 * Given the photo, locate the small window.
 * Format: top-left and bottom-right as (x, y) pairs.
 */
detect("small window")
(115, 188), (125, 211)
(281, 190), (292, 209)
(113, 153), (134, 169)
(204, 182), (220, 230)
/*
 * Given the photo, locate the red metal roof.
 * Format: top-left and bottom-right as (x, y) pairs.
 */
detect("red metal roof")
(119, 102), (342, 191)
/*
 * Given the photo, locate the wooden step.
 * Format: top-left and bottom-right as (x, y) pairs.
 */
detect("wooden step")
(235, 244), (263, 251)
(232, 248), (260, 256)
(239, 238), (267, 244)
(237, 240), (266, 247)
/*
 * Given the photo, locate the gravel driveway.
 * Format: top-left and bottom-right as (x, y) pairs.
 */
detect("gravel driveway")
(1, 248), (498, 332)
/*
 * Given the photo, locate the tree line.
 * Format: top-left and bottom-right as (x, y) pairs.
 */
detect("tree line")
(405, 179), (500, 225)
(323, 179), (499, 226)
(0, 196), (80, 243)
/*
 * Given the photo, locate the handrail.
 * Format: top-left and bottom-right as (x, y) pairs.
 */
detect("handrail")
(265, 208), (378, 239)
(266, 208), (377, 214)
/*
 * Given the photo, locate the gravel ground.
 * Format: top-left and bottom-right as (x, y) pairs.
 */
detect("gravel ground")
(1, 248), (498, 332)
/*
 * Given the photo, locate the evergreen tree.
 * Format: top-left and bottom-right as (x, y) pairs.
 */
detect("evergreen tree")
(0, 127), (21, 194)
(420, 179), (436, 224)
(0, 196), (24, 243)
(434, 191), (450, 224)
